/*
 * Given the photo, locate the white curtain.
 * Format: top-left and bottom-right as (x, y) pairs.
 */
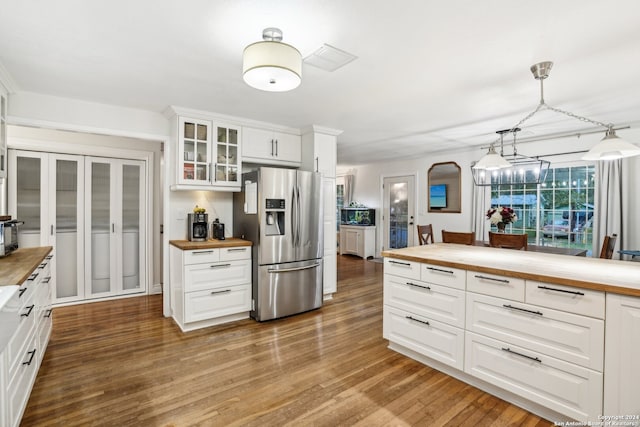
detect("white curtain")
(472, 182), (490, 242)
(344, 174), (354, 206)
(593, 159), (623, 259)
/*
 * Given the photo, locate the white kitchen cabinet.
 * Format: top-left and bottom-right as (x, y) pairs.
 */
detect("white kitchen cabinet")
(0, 249), (53, 427)
(322, 177), (337, 295)
(383, 254), (610, 422)
(301, 126), (338, 178)
(242, 127), (301, 166)
(0, 86), (7, 183)
(174, 116), (241, 191)
(169, 243), (252, 331)
(84, 157), (147, 299)
(340, 225), (375, 259)
(603, 293), (640, 416)
(465, 331), (603, 422)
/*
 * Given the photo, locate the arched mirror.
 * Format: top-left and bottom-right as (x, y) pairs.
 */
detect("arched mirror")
(428, 161), (461, 213)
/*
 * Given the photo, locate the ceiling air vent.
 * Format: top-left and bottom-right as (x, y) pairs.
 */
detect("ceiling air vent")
(303, 44), (357, 72)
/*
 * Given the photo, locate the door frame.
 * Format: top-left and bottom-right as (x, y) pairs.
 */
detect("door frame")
(380, 172), (418, 254)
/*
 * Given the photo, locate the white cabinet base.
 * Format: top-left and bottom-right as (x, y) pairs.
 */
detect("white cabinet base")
(339, 226), (376, 259)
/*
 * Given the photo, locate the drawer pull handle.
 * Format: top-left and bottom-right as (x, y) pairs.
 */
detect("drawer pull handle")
(193, 250), (214, 254)
(45, 309), (53, 318)
(211, 289), (231, 295)
(23, 349), (37, 366)
(43, 277), (52, 284)
(46, 255), (53, 260)
(38, 263), (47, 269)
(427, 266), (454, 275)
(19, 287), (28, 297)
(406, 282), (431, 290)
(22, 305), (35, 317)
(475, 274), (509, 284)
(227, 248), (247, 252)
(537, 285), (584, 296)
(28, 273), (39, 281)
(503, 304), (543, 316)
(389, 260), (411, 266)
(406, 315), (430, 326)
(210, 263), (231, 269)
(501, 347), (542, 363)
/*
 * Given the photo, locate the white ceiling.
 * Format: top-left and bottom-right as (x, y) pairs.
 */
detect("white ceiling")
(1, 0), (640, 165)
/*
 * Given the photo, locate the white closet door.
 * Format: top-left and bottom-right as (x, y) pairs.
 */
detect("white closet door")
(85, 157), (146, 298)
(49, 154), (85, 303)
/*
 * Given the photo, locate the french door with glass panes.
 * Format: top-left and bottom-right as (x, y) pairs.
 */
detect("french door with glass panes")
(84, 157), (146, 299)
(8, 150), (85, 303)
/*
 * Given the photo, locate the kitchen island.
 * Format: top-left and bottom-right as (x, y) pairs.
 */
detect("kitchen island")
(382, 243), (640, 423)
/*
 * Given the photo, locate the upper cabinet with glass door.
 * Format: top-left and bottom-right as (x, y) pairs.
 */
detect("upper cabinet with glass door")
(174, 116), (241, 191)
(213, 124), (241, 188)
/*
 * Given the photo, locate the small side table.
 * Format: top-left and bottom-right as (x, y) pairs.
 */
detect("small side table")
(618, 249), (640, 261)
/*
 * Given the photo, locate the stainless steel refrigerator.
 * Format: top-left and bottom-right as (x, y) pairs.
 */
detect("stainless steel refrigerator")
(233, 167), (323, 321)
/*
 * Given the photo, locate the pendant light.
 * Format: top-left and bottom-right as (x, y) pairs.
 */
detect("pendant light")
(472, 61), (640, 185)
(243, 28), (302, 92)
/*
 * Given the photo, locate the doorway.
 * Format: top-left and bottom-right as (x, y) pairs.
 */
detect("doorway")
(382, 175), (416, 250)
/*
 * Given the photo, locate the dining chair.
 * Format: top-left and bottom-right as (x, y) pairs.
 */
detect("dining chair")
(599, 233), (617, 259)
(441, 230), (475, 245)
(488, 232), (528, 250)
(417, 224), (434, 245)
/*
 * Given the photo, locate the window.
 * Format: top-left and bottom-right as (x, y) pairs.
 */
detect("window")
(491, 164), (595, 251)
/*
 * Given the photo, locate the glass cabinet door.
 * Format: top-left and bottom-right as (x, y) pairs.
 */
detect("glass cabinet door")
(179, 117), (211, 185)
(214, 124), (240, 185)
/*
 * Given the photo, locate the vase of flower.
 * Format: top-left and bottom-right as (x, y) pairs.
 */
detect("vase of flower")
(486, 207), (517, 233)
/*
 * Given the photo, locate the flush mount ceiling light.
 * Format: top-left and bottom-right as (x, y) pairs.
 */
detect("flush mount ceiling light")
(243, 27), (302, 92)
(472, 61), (640, 183)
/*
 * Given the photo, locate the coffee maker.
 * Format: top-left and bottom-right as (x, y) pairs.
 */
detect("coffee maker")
(187, 213), (208, 241)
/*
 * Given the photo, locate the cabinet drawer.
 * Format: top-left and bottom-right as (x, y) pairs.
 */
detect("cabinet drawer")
(466, 292), (604, 371)
(384, 274), (465, 328)
(185, 259), (251, 292)
(525, 281), (605, 319)
(7, 296), (37, 377)
(185, 284), (251, 323)
(384, 258), (421, 281)
(467, 271), (525, 302)
(465, 332), (603, 421)
(383, 305), (464, 370)
(219, 246), (251, 261)
(421, 263), (466, 290)
(8, 335), (39, 426)
(184, 248), (220, 265)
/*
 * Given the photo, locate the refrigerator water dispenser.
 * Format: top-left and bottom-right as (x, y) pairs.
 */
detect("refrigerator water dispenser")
(265, 199), (285, 236)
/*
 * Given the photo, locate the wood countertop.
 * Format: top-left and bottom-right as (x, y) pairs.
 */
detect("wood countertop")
(169, 238), (252, 250)
(382, 243), (640, 297)
(0, 246), (53, 287)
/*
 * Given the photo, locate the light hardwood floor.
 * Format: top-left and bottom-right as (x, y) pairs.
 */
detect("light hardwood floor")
(22, 256), (553, 427)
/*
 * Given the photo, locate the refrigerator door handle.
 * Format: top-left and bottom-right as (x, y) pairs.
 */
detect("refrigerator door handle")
(267, 263), (321, 273)
(291, 187), (297, 247)
(296, 185), (301, 248)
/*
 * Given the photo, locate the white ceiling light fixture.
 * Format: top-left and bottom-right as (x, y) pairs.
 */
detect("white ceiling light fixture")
(243, 27), (302, 92)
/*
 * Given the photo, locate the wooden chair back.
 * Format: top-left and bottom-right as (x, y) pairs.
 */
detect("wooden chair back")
(599, 233), (618, 259)
(417, 224), (434, 245)
(441, 230), (475, 245)
(488, 232), (528, 250)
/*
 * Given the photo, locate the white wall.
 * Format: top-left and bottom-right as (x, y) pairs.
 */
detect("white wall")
(9, 91), (169, 139)
(167, 190), (233, 240)
(337, 133), (627, 256)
